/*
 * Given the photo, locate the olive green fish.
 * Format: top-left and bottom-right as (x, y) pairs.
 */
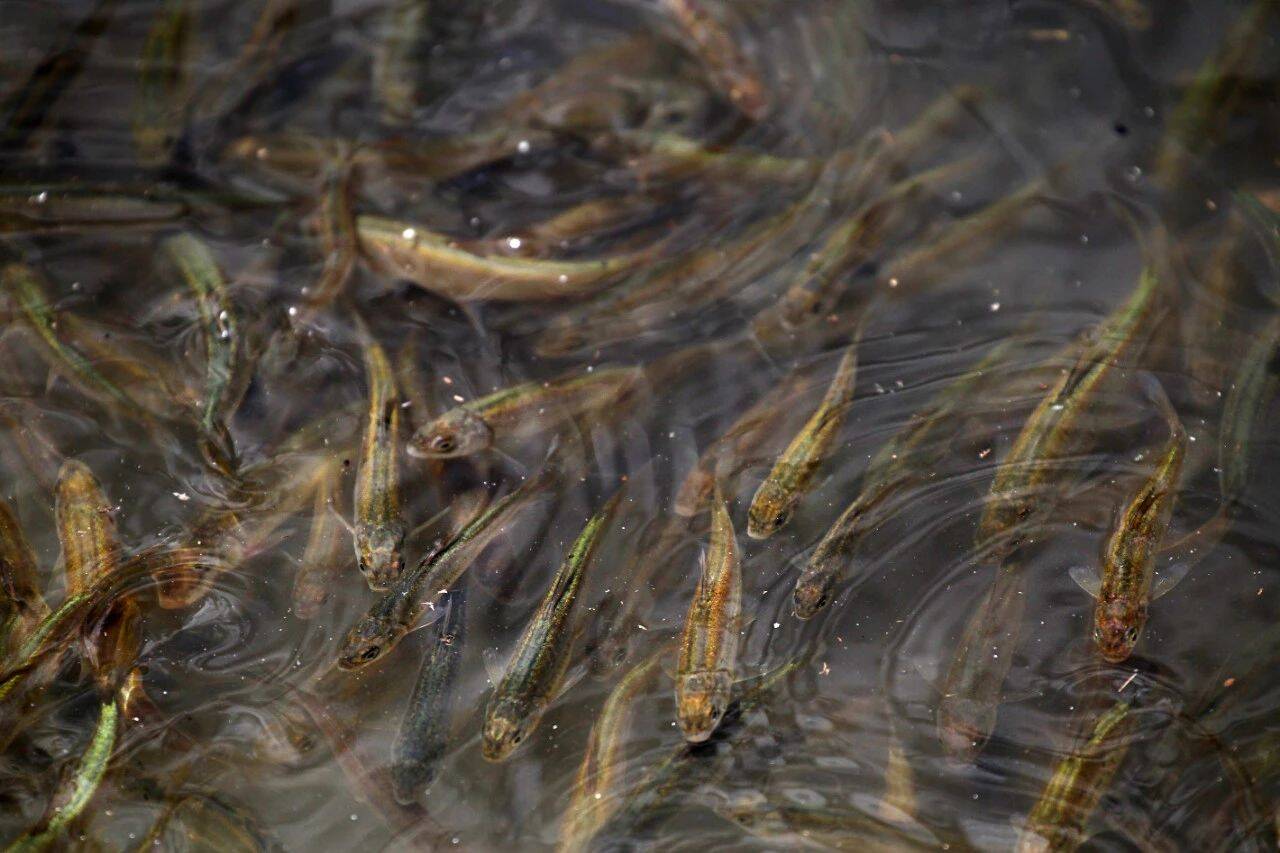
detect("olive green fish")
(1073, 382), (1187, 663)
(357, 215), (643, 302)
(1016, 700), (1136, 853)
(407, 365), (642, 459)
(392, 586), (465, 803)
(4, 697), (119, 852)
(55, 460), (119, 597)
(676, 487), (740, 742)
(483, 492), (621, 761)
(559, 651), (663, 853)
(337, 468), (556, 670)
(659, 0), (768, 120)
(160, 233), (240, 436)
(292, 460), (347, 619)
(977, 264), (1163, 554)
(0, 499), (47, 663)
(795, 342), (1014, 618)
(354, 333), (405, 591)
(748, 343), (860, 539)
(373, 0), (429, 122)
(133, 0), (191, 163)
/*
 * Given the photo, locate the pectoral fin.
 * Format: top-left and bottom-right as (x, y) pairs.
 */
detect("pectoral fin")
(1069, 565), (1101, 598)
(1152, 560), (1192, 599)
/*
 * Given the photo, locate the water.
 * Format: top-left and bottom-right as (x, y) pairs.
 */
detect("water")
(0, 0), (1278, 849)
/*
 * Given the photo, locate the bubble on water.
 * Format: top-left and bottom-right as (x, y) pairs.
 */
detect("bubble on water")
(402, 227), (416, 241)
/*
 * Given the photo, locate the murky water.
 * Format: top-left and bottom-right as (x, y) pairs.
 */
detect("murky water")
(0, 0), (1278, 850)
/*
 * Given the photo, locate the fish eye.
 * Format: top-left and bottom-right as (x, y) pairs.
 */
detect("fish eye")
(360, 646), (381, 661)
(773, 511), (789, 528)
(431, 434), (455, 453)
(1092, 627), (1102, 641)
(1125, 628), (1139, 642)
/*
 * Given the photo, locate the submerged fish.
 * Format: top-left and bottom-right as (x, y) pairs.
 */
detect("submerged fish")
(977, 263), (1164, 554)
(160, 233), (241, 438)
(795, 343), (1015, 618)
(0, 498), (48, 662)
(658, 0), (768, 120)
(676, 488), (740, 742)
(291, 461), (347, 619)
(559, 651), (664, 853)
(358, 215), (643, 302)
(6, 697), (119, 852)
(133, 0), (191, 163)
(373, 0), (430, 122)
(354, 332), (405, 591)
(1017, 700), (1136, 853)
(392, 587), (466, 803)
(1074, 383), (1187, 663)
(337, 468), (555, 670)
(55, 460), (120, 597)
(407, 365), (642, 459)
(748, 343), (860, 539)
(1218, 314), (1280, 502)
(483, 493), (621, 761)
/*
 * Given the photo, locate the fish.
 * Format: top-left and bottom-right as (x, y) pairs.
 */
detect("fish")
(0, 183), (190, 234)
(674, 366), (810, 518)
(137, 792), (273, 853)
(336, 467), (556, 671)
(354, 331), (405, 591)
(373, 0), (429, 122)
(936, 563), (1028, 761)
(0, 0), (123, 160)
(722, 799), (940, 852)
(658, 0), (768, 120)
(357, 215), (644, 302)
(3, 263), (139, 412)
(0, 498), (48, 663)
(748, 342), (860, 539)
(1218, 314), (1280, 502)
(482, 492), (622, 761)
(391, 587), (466, 803)
(4, 697), (119, 852)
(293, 158), (357, 329)
(795, 342), (1015, 618)
(676, 487), (741, 742)
(1073, 381), (1187, 663)
(133, 0), (191, 163)
(55, 460), (120, 597)
(291, 460), (347, 619)
(160, 233), (241, 438)
(406, 365), (642, 459)
(1016, 700), (1136, 853)
(976, 263), (1164, 555)
(558, 651), (663, 853)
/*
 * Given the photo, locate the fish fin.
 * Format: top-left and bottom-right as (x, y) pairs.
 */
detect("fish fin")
(658, 646), (680, 682)
(1068, 565), (1101, 598)
(43, 367), (60, 396)
(1152, 560), (1192, 599)
(327, 504), (356, 536)
(480, 643), (509, 685)
(407, 602), (446, 634)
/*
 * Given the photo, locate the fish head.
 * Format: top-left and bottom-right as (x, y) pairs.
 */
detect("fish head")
(1093, 597), (1144, 663)
(336, 615), (399, 670)
(676, 670), (732, 743)
(408, 409), (491, 458)
(356, 522), (406, 590)
(792, 578), (831, 621)
(482, 695), (538, 762)
(747, 481), (795, 540)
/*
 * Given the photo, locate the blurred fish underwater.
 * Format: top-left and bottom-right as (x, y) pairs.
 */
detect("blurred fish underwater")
(0, 0), (1278, 850)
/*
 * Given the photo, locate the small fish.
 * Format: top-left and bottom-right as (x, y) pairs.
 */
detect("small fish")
(559, 652), (663, 853)
(357, 215), (643, 302)
(407, 365), (642, 459)
(674, 367), (810, 517)
(82, 591), (141, 699)
(483, 493), (622, 761)
(0, 183), (189, 234)
(392, 587), (466, 803)
(795, 342), (1015, 618)
(1218, 314), (1280, 502)
(3, 263), (137, 411)
(337, 468), (555, 670)
(676, 488), (740, 742)
(5, 697), (119, 852)
(936, 564), (1027, 761)
(133, 0), (191, 163)
(0, 498), (48, 662)
(55, 460), (120, 597)
(354, 332), (405, 591)
(1074, 384), (1187, 663)
(977, 262), (1163, 553)
(659, 0), (768, 120)
(160, 233), (241, 438)
(138, 792), (273, 853)
(1016, 700), (1135, 853)
(294, 158), (357, 329)
(292, 461), (347, 619)
(373, 0), (429, 122)
(748, 343), (860, 539)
